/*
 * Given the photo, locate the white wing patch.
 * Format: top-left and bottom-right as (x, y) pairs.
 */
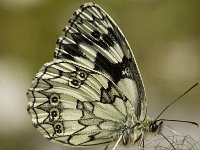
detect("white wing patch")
(117, 78), (138, 107)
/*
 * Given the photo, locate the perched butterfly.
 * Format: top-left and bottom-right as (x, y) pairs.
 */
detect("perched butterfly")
(27, 2), (198, 150)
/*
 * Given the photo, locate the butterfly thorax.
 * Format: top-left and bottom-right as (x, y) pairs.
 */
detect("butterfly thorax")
(116, 117), (154, 145)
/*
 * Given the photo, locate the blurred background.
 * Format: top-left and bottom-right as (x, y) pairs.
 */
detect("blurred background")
(0, 0), (200, 150)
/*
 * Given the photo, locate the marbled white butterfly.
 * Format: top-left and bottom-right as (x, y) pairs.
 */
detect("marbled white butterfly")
(27, 2), (198, 150)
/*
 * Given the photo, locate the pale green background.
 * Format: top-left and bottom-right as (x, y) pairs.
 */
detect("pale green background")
(0, 0), (200, 150)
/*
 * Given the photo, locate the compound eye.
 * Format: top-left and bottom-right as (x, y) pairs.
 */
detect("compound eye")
(151, 121), (158, 132)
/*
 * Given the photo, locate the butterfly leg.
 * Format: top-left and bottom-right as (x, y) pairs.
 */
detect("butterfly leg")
(138, 132), (144, 150)
(142, 138), (144, 150)
(104, 145), (109, 150)
(110, 135), (123, 150)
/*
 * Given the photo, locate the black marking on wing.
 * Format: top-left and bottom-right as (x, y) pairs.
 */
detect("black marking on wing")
(91, 30), (100, 38)
(76, 100), (84, 110)
(54, 51), (75, 61)
(72, 33), (93, 45)
(100, 81), (117, 104)
(57, 41), (83, 58)
(95, 54), (132, 83)
(90, 28), (116, 49)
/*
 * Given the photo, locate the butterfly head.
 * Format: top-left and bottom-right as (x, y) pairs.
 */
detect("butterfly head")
(150, 120), (163, 133)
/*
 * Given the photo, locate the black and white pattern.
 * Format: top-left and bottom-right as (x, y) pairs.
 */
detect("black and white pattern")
(27, 2), (162, 149)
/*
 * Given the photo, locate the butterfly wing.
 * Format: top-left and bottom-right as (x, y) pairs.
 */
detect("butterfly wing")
(27, 60), (136, 146)
(54, 2), (146, 121)
(27, 2), (147, 147)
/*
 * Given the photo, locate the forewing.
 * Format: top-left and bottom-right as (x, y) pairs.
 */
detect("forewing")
(54, 2), (146, 120)
(27, 60), (136, 146)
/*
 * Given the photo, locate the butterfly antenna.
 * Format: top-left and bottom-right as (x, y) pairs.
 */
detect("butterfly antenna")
(155, 82), (200, 120)
(157, 119), (198, 127)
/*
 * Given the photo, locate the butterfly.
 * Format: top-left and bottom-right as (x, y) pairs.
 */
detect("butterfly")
(27, 2), (198, 150)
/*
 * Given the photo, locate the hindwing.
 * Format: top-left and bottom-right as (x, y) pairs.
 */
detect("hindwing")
(27, 60), (137, 146)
